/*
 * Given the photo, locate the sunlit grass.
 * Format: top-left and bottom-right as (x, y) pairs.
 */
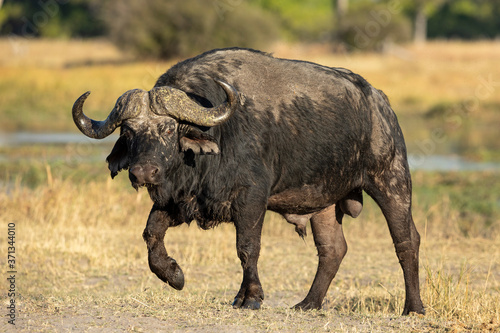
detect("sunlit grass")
(0, 159), (498, 331)
(2, 38), (500, 161)
(1, 38), (500, 132)
(1, 38), (499, 331)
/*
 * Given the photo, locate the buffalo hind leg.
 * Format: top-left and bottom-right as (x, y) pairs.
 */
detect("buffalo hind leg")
(366, 168), (425, 315)
(232, 204), (267, 309)
(142, 205), (185, 290)
(294, 204), (347, 310)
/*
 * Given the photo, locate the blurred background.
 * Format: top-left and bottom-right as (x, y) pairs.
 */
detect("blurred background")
(0, 1), (499, 331)
(1, 0), (499, 165)
(2, 0), (500, 55)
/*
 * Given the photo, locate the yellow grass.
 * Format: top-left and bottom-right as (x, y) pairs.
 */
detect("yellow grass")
(0, 38), (172, 132)
(0, 167), (498, 332)
(0, 38), (499, 331)
(0, 38), (126, 68)
(2, 38), (500, 160)
(272, 41), (500, 113)
(1, 38), (500, 121)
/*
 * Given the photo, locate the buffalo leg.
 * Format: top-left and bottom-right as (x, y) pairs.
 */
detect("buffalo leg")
(232, 205), (267, 310)
(142, 205), (184, 290)
(366, 164), (425, 315)
(294, 204), (347, 310)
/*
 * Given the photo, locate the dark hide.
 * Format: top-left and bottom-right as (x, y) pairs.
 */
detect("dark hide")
(102, 48), (424, 314)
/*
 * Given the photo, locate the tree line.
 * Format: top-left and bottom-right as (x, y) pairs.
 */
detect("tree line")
(1, 0), (499, 58)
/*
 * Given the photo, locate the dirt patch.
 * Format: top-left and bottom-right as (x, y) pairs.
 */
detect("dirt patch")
(12, 303), (466, 333)
(17, 311), (178, 333)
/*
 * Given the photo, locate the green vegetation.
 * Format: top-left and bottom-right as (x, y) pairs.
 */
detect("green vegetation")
(0, 0), (104, 38)
(412, 171), (500, 238)
(337, 1), (412, 51)
(102, 0), (278, 59)
(428, 0), (500, 39)
(2, 0), (500, 57)
(254, 0), (333, 41)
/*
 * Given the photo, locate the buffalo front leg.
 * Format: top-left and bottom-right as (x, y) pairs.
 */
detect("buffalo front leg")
(294, 204), (347, 310)
(142, 205), (184, 290)
(232, 204), (267, 310)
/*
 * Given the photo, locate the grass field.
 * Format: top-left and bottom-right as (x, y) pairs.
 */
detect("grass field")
(0, 39), (499, 332)
(1, 148), (499, 332)
(1, 38), (499, 160)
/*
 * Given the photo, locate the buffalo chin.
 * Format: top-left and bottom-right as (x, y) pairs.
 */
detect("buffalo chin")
(131, 182), (159, 191)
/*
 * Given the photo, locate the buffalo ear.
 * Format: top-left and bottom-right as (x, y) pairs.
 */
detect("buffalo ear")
(179, 126), (220, 155)
(106, 135), (129, 178)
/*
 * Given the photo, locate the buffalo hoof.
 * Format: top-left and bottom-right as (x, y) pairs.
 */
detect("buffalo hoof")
(402, 304), (425, 316)
(292, 300), (322, 311)
(166, 264), (185, 290)
(232, 284), (264, 310)
(232, 297), (262, 310)
(149, 256), (185, 290)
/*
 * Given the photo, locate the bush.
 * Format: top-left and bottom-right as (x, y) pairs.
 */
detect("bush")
(428, 1), (500, 39)
(102, 0), (279, 59)
(337, 2), (411, 51)
(0, 0), (104, 38)
(254, 0), (333, 42)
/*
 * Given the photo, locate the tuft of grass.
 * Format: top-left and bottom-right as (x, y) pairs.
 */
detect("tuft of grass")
(422, 262), (500, 331)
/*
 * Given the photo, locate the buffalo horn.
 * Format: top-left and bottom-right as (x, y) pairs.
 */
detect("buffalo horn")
(150, 80), (238, 127)
(72, 90), (145, 139)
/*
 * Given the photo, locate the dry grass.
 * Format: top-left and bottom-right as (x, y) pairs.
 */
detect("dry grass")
(1, 38), (500, 130)
(0, 38), (126, 68)
(0, 38), (499, 331)
(0, 38), (172, 132)
(0, 165), (498, 332)
(2, 38), (500, 159)
(273, 41), (500, 113)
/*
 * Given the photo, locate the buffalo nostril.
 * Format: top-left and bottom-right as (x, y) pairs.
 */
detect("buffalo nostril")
(129, 165), (141, 177)
(148, 167), (159, 183)
(130, 164), (160, 185)
(129, 165), (145, 183)
(143, 165), (159, 180)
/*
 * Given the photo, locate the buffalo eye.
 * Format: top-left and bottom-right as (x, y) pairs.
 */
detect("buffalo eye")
(158, 123), (175, 136)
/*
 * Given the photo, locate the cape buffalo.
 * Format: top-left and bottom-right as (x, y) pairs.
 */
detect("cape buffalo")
(72, 48), (424, 315)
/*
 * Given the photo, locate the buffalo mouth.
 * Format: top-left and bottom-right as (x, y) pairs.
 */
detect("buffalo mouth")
(129, 174), (162, 191)
(131, 181), (160, 191)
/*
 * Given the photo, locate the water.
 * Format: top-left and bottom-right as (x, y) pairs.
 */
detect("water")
(408, 154), (500, 172)
(0, 132), (118, 146)
(1, 132), (499, 171)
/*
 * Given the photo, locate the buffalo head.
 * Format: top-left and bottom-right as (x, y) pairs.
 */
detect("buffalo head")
(72, 80), (238, 188)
